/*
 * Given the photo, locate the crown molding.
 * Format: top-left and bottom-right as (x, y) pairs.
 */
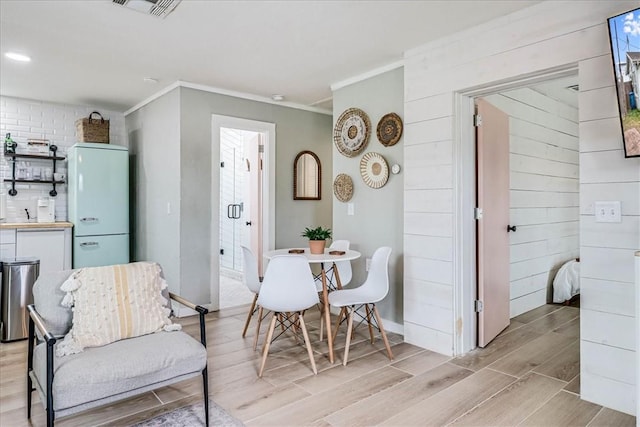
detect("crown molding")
(124, 81), (181, 116)
(330, 60), (404, 92)
(125, 80), (332, 116)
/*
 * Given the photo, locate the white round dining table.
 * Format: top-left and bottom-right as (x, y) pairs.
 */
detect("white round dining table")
(264, 248), (361, 264)
(263, 248), (361, 364)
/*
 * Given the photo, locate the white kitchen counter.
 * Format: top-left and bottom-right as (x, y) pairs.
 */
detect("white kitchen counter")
(0, 222), (73, 229)
(1, 225), (72, 271)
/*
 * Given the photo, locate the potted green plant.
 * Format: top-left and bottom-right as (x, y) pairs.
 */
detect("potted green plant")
(301, 226), (332, 254)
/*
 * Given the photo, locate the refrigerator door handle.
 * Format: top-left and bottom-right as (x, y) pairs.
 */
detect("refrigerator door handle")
(79, 241), (99, 247)
(80, 217), (99, 222)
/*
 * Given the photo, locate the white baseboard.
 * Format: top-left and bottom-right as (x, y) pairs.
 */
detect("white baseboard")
(175, 304), (405, 337)
(381, 318), (404, 335)
(173, 305), (198, 318)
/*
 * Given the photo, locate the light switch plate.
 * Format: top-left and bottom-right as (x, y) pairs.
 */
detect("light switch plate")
(594, 201), (621, 223)
(347, 203), (354, 216)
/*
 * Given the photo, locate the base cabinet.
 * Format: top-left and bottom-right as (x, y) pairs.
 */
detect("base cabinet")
(0, 229), (16, 259)
(15, 228), (71, 273)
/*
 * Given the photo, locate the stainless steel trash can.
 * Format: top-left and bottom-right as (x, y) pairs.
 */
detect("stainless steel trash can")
(0, 257), (40, 342)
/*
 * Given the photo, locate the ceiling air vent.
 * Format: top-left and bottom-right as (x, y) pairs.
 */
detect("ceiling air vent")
(112, 0), (182, 19)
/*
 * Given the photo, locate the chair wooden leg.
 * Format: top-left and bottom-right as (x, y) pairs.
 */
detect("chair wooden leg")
(343, 307), (355, 366)
(242, 294), (258, 338)
(333, 263), (344, 290)
(365, 304), (375, 344)
(278, 313), (286, 334)
(253, 306), (264, 351)
(372, 305), (393, 360)
(297, 313), (317, 375)
(290, 313), (300, 344)
(317, 300), (324, 341)
(332, 307), (345, 345)
(258, 314), (278, 377)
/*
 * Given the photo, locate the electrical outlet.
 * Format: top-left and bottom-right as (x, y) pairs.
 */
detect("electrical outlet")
(365, 258), (371, 271)
(594, 201), (621, 223)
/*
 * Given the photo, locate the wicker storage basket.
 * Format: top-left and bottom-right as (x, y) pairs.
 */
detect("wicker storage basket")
(76, 111), (109, 143)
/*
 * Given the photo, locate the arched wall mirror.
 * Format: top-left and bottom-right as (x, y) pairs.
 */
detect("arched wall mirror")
(293, 150), (321, 200)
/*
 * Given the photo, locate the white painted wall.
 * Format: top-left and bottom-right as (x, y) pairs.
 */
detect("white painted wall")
(484, 86), (580, 318)
(0, 96), (126, 222)
(403, 0), (639, 414)
(579, 55), (639, 415)
(636, 251), (640, 420)
(126, 89), (181, 294)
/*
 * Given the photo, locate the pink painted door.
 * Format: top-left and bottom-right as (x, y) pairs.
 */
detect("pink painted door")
(476, 98), (510, 348)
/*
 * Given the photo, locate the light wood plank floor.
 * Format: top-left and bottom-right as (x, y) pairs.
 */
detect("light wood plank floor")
(0, 303), (636, 426)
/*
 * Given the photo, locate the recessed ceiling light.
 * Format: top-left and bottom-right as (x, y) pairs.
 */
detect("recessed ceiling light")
(271, 94), (285, 101)
(5, 52), (31, 62)
(143, 77), (158, 83)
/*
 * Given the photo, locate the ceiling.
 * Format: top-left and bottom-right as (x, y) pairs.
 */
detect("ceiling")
(0, 0), (542, 113)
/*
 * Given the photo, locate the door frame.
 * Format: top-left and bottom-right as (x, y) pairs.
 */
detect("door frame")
(211, 115), (276, 311)
(452, 66), (579, 355)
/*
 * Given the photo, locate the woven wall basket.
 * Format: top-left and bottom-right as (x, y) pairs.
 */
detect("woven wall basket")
(334, 108), (370, 157)
(76, 111), (110, 144)
(333, 173), (354, 202)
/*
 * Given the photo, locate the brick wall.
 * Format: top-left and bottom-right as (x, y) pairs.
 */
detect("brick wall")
(0, 96), (126, 222)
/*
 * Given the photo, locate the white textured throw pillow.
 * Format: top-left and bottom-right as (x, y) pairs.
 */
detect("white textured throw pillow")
(57, 262), (181, 356)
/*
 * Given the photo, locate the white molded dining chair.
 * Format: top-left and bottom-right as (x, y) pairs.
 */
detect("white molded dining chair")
(328, 246), (394, 366)
(240, 246), (262, 338)
(256, 255), (319, 377)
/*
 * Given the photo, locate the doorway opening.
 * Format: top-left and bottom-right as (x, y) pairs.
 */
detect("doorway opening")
(465, 72), (581, 350)
(211, 115), (276, 311)
(219, 127), (262, 309)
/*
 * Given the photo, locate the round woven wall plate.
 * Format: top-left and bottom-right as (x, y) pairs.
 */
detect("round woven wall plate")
(376, 113), (403, 147)
(333, 173), (354, 202)
(334, 108), (371, 157)
(360, 152), (389, 189)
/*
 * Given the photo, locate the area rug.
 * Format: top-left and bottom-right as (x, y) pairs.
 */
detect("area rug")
(132, 399), (244, 427)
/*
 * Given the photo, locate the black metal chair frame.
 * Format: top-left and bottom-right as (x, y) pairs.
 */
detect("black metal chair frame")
(334, 303), (384, 337)
(26, 292), (209, 427)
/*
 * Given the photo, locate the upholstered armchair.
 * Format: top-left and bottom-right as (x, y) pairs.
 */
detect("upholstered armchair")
(26, 265), (210, 427)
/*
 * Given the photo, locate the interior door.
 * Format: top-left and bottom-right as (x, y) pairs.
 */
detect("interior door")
(219, 128), (244, 272)
(242, 133), (264, 275)
(476, 98), (510, 347)
(219, 128), (263, 276)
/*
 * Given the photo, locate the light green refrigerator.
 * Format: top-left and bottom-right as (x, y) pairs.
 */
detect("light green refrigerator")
(68, 143), (129, 268)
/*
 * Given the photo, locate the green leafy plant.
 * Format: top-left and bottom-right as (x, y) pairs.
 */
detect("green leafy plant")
(301, 226), (332, 241)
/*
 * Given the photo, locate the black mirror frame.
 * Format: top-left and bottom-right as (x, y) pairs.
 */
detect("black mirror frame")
(293, 150), (321, 200)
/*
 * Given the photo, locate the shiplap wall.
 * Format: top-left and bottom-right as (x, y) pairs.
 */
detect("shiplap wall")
(484, 88), (580, 318)
(403, 1), (639, 414)
(579, 54), (639, 414)
(0, 96), (126, 222)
